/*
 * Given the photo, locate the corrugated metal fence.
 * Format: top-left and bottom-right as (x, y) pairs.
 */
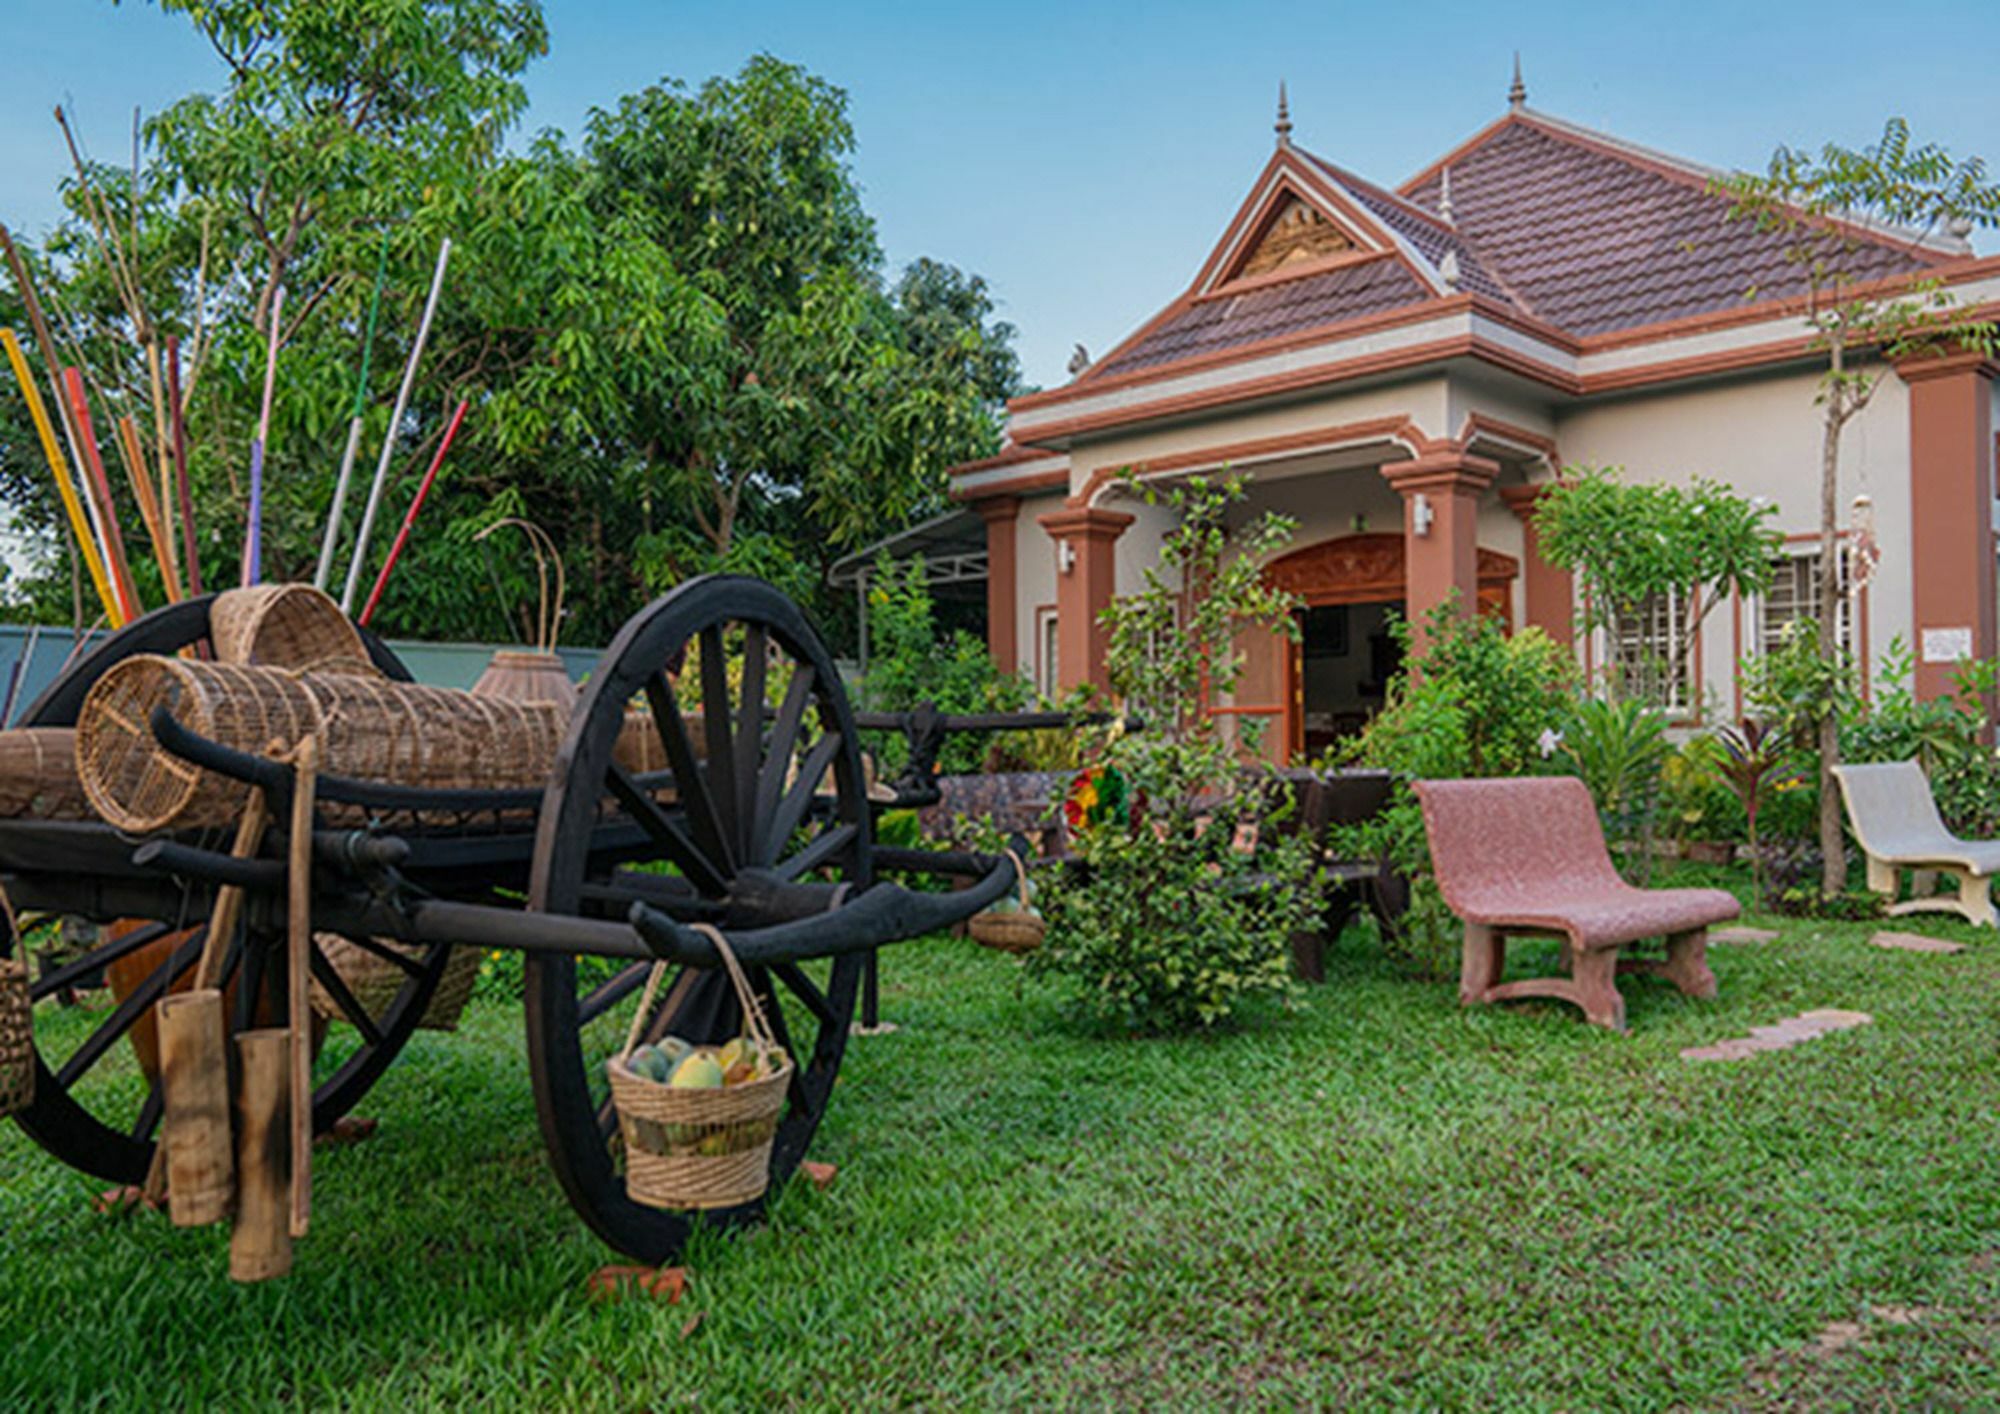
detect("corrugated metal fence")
(0, 623), (602, 726)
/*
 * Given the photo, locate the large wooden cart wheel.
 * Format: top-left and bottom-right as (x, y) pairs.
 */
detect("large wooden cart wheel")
(3, 596), (453, 1184)
(527, 575), (870, 1262)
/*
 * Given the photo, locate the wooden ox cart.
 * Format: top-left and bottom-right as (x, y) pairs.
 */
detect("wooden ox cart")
(0, 576), (1019, 1263)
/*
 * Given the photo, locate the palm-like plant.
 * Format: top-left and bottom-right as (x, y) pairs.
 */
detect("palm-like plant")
(1706, 718), (1799, 904)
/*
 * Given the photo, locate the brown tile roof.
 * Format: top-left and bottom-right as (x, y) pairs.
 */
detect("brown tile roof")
(1399, 114), (1944, 337)
(1077, 111), (1962, 391)
(1094, 255), (1430, 374)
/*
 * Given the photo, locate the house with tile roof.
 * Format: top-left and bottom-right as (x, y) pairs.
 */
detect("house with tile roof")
(949, 75), (2000, 759)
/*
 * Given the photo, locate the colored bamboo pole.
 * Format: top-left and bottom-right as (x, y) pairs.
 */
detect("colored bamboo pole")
(62, 368), (141, 622)
(167, 336), (201, 595)
(316, 232), (391, 592)
(0, 331), (119, 626)
(358, 399), (468, 627)
(342, 237), (450, 614)
(243, 286), (284, 587)
(117, 413), (182, 601)
(0, 226), (90, 500)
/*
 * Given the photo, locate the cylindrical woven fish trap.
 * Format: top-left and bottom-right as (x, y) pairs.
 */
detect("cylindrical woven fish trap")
(209, 583), (372, 673)
(75, 656), (567, 833)
(0, 728), (89, 820)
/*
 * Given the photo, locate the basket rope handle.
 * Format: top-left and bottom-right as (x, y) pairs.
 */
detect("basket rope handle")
(1005, 848), (1031, 911)
(619, 922), (782, 1065)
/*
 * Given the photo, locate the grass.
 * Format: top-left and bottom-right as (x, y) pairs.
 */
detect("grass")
(5, 881), (2000, 1410)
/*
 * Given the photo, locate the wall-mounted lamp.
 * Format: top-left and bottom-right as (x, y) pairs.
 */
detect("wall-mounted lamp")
(1058, 541), (1077, 575)
(1410, 493), (1434, 539)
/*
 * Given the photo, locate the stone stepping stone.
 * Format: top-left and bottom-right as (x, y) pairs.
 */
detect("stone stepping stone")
(1869, 930), (1966, 954)
(1681, 1008), (1872, 1062)
(1712, 926), (1780, 945)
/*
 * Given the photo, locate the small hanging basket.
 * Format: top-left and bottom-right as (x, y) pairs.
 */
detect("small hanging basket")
(308, 934), (483, 1032)
(968, 850), (1044, 954)
(606, 924), (793, 1211)
(1, 956), (33, 1118)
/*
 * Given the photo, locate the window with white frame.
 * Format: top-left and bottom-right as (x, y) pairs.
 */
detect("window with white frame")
(1759, 549), (1854, 656)
(1607, 589), (1693, 712)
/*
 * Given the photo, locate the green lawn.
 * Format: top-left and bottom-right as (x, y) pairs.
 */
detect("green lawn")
(5, 891), (2000, 1410)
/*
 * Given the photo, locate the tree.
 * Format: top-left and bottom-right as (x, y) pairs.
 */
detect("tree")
(1713, 119), (2000, 896)
(1534, 465), (1778, 704)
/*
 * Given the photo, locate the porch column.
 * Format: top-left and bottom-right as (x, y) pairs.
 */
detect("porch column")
(1381, 451), (1498, 653)
(1037, 505), (1134, 694)
(975, 496), (1021, 671)
(1898, 353), (1997, 701)
(1499, 483), (1573, 647)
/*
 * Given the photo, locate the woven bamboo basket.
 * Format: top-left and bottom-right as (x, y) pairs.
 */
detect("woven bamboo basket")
(75, 656), (567, 833)
(607, 924), (792, 1211)
(0, 957), (33, 1118)
(0, 728), (89, 819)
(968, 850), (1043, 954)
(308, 933), (484, 1033)
(210, 583), (372, 672)
(470, 650), (579, 711)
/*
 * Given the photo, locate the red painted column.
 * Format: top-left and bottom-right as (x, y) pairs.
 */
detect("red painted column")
(1036, 505), (1134, 694)
(1899, 354), (1997, 701)
(975, 496), (1021, 671)
(1381, 452), (1498, 654)
(1499, 482), (1573, 647)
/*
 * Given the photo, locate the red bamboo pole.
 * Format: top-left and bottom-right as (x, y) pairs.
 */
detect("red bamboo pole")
(62, 367), (141, 622)
(358, 399), (467, 627)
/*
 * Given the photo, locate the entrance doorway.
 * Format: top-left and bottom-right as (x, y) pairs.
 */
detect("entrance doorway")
(1260, 532), (1519, 761)
(1296, 600), (1402, 757)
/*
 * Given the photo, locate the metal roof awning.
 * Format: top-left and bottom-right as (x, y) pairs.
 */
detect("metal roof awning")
(827, 508), (987, 590)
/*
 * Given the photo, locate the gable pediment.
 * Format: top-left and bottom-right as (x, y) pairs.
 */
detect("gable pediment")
(1236, 196), (1358, 280)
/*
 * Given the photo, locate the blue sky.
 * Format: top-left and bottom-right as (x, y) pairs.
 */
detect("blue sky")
(5, 1), (1997, 390)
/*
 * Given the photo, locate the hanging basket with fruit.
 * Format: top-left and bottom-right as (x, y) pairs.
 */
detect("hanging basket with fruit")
(967, 848), (1043, 954)
(606, 923), (794, 1211)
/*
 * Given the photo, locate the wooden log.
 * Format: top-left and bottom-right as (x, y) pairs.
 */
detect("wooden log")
(229, 1028), (291, 1282)
(156, 989), (232, 1226)
(287, 735), (316, 1238)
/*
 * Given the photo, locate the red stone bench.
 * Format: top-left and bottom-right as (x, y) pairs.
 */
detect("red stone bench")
(1413, 776), (1739, 1031)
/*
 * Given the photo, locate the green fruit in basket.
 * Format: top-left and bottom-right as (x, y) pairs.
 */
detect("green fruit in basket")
(990, 895), (1020, 915)
(658, 1036), (694, 1068)
(669, 1051), (725, 1089)
(717, 1036), (753, 1072)
(627, 1045), (670, 1082)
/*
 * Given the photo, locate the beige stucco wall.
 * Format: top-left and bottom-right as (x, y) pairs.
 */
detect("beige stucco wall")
(1555, 365), (1913, 711)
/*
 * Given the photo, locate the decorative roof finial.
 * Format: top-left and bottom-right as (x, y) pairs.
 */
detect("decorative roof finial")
(1508, 52), (1527, 111)
(1439, 164), (1457, 226)
(1275, 80), (1293, 149)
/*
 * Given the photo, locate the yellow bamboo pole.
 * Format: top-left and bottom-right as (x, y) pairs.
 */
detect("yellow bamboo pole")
(2, 329), (121, 626)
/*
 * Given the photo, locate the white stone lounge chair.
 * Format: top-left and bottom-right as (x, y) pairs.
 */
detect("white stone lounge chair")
(1832, 761), (2000, 928)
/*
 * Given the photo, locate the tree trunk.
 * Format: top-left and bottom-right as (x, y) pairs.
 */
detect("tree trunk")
(1817, 347), (1847, 899)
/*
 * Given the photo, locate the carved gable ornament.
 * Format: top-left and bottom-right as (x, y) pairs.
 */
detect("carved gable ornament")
(1234, 195), (1359, 281)
(1264, 533), (1518, 602)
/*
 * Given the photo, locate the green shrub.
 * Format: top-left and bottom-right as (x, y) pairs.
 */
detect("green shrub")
(862, 552), (1031, 774)
(1031, 474), (1315, 1032)
(1843, 637), (2000, 837)
(1552, 697), (1671, 879)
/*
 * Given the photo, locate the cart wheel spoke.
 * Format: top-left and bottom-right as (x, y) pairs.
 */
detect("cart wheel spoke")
(765, 732), (841, 864)
(644, 670), (735, 876)
(698, 625), (740, 851)
(777, 823), (858, 883)
(55, 930), (205, 1088)
(130, 1080), (164, 1141)
(578, 961), (650, 1027)
(28, 920), (172, 1003)
(733, 624), (768, 858)
(605, 765), (727, 895)
(307, 940), (386, 1047)
(751, 665), (817, 866)
(771, 961), (835, 1027)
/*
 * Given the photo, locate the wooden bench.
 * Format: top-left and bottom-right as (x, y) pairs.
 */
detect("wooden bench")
(1414, 776), (1739, 1030)
(1832, 760), (2000, 928)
